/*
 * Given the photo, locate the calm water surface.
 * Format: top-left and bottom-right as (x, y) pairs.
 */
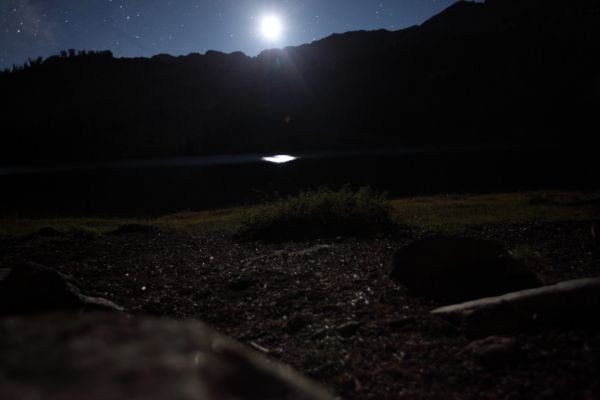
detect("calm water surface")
(0, 145), (595, 216)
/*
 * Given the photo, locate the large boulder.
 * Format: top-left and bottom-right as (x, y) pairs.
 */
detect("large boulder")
(0, 261), (122, 315)
(389, 236), (541, 301)
(0, 313), (334, 400)
(462, 336), (523, 368)
(431, 277), (600, 337)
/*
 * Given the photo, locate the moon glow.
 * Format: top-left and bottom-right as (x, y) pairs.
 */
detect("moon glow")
(260, 15), (283, 41)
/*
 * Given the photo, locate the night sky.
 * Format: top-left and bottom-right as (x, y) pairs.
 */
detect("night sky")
(1, 0), (465, 70)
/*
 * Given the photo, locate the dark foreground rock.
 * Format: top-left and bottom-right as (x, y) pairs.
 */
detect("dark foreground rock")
(431, 277), (600, 337)
(463, 336), (522, 368)
(0, 261), (122, 315)
(0, 313), (334, 400)
(389, 236), (541, 301)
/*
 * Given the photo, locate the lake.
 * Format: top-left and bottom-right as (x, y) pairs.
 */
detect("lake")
(1, 145), (596, 216)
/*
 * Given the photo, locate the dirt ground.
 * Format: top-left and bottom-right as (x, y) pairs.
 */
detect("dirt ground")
(1, 220), (599, 399)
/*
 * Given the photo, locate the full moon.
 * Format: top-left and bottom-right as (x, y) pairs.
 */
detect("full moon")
(260, 15), (283, 41)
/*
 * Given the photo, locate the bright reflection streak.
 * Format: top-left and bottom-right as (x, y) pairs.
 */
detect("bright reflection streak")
(261, 155), (297, 164)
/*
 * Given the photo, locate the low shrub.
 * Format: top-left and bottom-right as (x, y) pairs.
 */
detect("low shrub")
(236, 186), (398, 240)
(36, 226), (66, 238)
(65, 225), (101, 240)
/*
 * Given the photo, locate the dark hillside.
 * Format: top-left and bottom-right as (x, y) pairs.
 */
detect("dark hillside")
(1, 0), (598, 166)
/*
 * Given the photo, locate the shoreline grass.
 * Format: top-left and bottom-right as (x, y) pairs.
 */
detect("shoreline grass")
(1, 190), (598, 237)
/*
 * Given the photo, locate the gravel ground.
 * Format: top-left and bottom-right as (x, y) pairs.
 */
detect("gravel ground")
(1, 220), (599, 399)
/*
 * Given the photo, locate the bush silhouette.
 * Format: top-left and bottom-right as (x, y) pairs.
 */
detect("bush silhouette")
(236, 186), (397, 240)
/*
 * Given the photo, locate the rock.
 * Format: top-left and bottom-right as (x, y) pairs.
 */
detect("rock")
(0, 261), (123, 315)
(431, 277), (600, 336)
(425, 316), (459, 336)
(389, 236), (541, 301)
(0, 313), (334, 400)
(336, 321), (361, 337)
(463, 336), (521, 367)
(0, 268), (10, 281)
(460, 302), (533, 338)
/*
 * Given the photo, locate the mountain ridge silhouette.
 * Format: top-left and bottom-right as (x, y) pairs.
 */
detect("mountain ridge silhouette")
(1, 0), (598, 165)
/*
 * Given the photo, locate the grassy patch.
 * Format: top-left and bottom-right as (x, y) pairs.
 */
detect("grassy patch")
(0, 217), (147, 238)
(0, 190), (598, 238)
(0, 211), (244, 238)
(392, 191), (600, 232)
(235, 186), (398, 240)
(153, 207), (248, 232)
(31, 224), (102, 240)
